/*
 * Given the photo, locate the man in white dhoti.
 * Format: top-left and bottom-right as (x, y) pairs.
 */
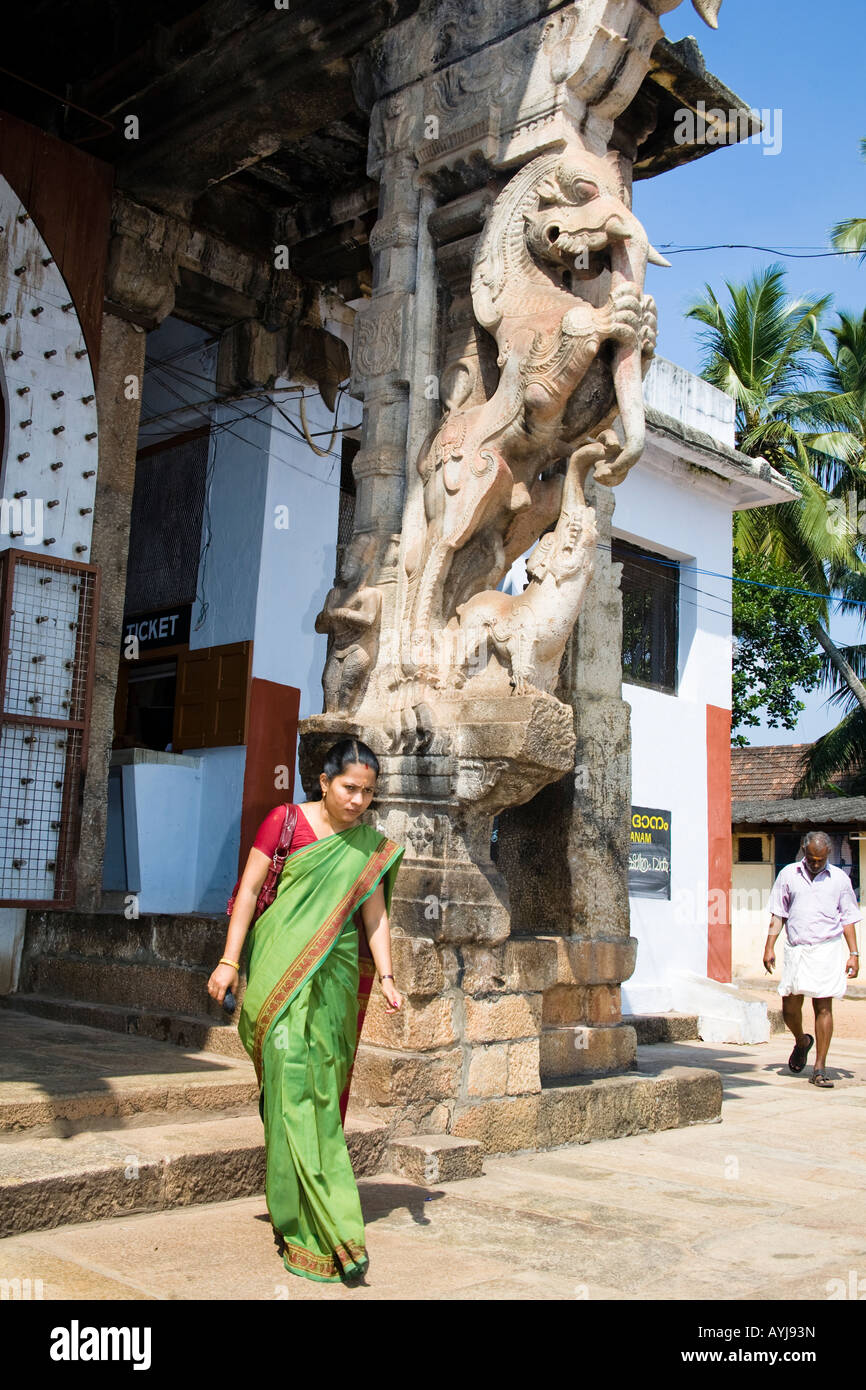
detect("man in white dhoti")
(763, 830), (860, 1088)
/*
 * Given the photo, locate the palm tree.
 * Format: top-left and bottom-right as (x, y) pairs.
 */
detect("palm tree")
(830, 137), (866, 262)
(687, 267), (866, 718)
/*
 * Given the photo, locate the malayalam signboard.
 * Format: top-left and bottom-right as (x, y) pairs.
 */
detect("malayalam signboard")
(629, 806), (671, 900)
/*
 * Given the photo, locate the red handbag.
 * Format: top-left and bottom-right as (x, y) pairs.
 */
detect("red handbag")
(226, 803), (299, 922)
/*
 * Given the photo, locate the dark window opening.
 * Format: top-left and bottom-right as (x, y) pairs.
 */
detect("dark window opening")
(121, 660), (177, 752)
(337, 436), (358, 577)
(774, 831), (803, 876)
(125, 430), (209, 616)
(737, 835), (764, 863)
(613, 537), (679, 695)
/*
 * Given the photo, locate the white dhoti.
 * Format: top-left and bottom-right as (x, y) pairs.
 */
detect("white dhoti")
(778, 935), (849, 999)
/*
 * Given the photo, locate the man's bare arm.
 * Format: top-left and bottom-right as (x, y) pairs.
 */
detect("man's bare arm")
(763, 914), (785, 973)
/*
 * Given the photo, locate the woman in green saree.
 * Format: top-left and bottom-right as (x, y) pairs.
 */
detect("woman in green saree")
(207, 739), (403, 1285)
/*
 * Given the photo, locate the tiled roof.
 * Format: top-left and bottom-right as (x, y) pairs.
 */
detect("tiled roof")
(731, 743), (860, 800)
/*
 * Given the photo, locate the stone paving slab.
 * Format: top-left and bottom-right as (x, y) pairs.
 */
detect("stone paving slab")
(0, 1107), (388, 1238)
(0, 1032), (863, 1299)
(0, 1010), (256, 1133)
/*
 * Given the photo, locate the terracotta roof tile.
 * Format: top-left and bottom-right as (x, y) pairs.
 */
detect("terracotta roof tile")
(731, 743), (858, 800)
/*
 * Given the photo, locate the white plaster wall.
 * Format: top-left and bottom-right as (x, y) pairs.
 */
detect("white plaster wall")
(193, 746), (246, 914)
(189, 402), (268, 651)
(613, 451), (734, 1012)
(731, 861), (775, 980)
(612, 448), (733, 710)
(0, 176), (99, 562)
(621, 688), (710, 1012)
(120, 761), (203, 914)
(252, 389), (344, 790)
(643, 355), (736, 449)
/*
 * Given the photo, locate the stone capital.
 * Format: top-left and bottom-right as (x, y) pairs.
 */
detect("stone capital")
(104, 193), (182, 328)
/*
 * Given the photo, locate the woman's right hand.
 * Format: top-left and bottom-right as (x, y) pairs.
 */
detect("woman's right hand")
(208, 963), (239, 1006)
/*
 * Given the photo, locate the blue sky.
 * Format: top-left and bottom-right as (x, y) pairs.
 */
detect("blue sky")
(636, 0), (866, 744)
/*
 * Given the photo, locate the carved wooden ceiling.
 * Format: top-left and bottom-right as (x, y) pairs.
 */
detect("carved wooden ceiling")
(1, 2), (755, 304)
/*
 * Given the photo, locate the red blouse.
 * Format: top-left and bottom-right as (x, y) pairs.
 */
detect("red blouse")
(252, 803), (317, 858)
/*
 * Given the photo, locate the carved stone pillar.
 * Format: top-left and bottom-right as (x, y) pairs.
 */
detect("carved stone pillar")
(302, 0), (726, 1147)
(497, 479), (638, 1078)
(76, 202), (180, 908)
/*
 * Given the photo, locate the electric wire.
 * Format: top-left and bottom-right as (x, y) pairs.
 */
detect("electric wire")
(142, 362), (866, 619)
(658, 243), (866, 260)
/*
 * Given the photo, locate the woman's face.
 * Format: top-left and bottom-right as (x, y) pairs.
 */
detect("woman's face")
(321, 761), (377, 823)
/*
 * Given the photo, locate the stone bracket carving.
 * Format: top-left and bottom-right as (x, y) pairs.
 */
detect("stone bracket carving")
(350, 294), (413, 395)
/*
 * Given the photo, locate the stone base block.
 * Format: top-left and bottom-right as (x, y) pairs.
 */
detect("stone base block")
(539, 1022), (636, 1077)
(450, 1065), (722, 1155)
(388, 1134), (484, 1185)
(630, 1013), (700, 1044)
(542, 935), (639, 987)
(542, 983), (622, 1025)
(350, 1044), (462, 1106)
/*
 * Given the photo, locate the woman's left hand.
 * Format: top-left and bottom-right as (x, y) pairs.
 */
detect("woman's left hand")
(381, 979), (403, 1013)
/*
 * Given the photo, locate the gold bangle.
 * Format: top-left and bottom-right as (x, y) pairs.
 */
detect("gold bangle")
(219, 956), (240, 971)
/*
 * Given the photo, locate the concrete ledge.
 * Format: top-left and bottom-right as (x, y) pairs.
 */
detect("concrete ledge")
(389, 1134), (484, 1185)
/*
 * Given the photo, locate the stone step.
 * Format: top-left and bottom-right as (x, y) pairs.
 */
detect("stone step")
(539, 1022), (636, 1078)
(0, 1008), (256, 1137)
(0, 1111), (390, 1238)
(0, 1009), (385, 1236)
(23, 910), (229, 971)
(446, 1061), (723, 1155)
(0, 993), (247, 1058)
(22, 957), (233, 1021)
(629, 1010), (785, 1045)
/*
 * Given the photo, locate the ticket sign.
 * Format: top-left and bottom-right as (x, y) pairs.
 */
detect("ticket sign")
(629, 806), (671, 900)
(122, 604), (191, 653)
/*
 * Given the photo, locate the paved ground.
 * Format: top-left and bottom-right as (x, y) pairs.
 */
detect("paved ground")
(2, 1024), (865, 1301)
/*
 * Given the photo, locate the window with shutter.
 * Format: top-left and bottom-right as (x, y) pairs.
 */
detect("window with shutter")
(173, 641), (252, 750)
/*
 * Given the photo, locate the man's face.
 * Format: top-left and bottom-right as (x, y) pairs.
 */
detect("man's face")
(802, 843), (830, 875)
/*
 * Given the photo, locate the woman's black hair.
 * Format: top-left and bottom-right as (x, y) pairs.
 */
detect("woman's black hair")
(321, 738), (379, 782)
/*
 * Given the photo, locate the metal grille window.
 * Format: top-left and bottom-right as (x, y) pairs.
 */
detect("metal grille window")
(124, 429), (209, 616)
(0, 550), (98, 906)
(613, 537), (679, 695)
(336, 437), (358, 577)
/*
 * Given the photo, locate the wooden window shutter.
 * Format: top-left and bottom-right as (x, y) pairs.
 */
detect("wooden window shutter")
(173, 641), (252, 751)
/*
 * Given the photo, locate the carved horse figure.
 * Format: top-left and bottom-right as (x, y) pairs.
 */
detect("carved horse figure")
(402, 147), (665, 667)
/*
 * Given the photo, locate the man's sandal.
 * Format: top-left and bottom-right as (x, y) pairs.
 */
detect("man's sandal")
(788, 1034), (814, 1072)
(809, 1069), (834, 1088)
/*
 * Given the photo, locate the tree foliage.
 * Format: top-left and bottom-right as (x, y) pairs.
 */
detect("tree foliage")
(731, 555), (823, 746)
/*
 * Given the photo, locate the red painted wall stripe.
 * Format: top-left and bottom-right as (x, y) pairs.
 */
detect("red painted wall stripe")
(706, 704), (732, 981)
(238, 677), (301, 876)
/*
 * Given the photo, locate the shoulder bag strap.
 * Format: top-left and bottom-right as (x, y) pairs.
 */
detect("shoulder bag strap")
(273, 802), (299, 868)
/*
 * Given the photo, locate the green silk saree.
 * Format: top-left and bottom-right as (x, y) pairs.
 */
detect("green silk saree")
(238, 819), (403, 1283)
